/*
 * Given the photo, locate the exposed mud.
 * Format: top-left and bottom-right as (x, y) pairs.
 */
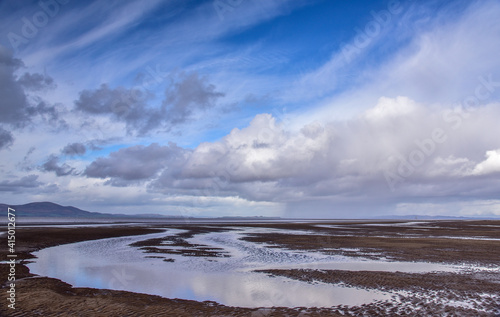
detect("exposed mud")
(1, 221), (499, 316)
(256, 269), (500, 316)
(129, 226), (233, 258)
(239, 220), (500, 265)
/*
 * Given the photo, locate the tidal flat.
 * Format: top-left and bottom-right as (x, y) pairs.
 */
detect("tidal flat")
(1, 220), (499, 316)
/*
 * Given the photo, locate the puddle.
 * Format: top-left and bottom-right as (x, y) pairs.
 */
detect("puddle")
(314, 225), (359, 229)
(187, 229), (464, 273)
(359, 222), (432, 227)
(17, 223), (148, 228)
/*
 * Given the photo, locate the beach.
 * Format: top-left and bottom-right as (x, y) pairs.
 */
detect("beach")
(1, 220), (499, 316)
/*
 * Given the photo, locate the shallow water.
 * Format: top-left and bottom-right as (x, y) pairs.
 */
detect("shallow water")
(27, 227), (466, 308)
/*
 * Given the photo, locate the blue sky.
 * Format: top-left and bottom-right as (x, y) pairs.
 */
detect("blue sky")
(1, 0), (500, 218)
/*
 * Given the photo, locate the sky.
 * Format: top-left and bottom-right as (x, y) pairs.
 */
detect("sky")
(1, 0), (500, 218)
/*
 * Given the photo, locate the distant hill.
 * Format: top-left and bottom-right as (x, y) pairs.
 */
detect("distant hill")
(0, 202), (191, 219)
(3, 202), (497, 220)
(0, 202), (113, 218)
(1, 202), (282, 220)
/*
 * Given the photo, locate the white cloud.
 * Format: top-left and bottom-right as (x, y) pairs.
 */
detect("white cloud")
(426, 156), (473, 177)
(140, 98), (500, 215)
(472, 149), (500, 175)
(364, 96), (418, 121)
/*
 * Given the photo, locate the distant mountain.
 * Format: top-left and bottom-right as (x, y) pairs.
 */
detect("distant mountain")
(0, 202), (112, 218)
(0, 202), (194, 219)
(1, 202), (281, 220)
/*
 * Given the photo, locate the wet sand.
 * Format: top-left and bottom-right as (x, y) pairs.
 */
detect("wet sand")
(1, 220), (499, 316)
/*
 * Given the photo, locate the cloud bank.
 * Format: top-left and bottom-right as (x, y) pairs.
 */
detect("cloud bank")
(81, 96), (500, 216)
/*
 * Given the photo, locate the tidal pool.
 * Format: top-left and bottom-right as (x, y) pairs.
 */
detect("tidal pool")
(27, 227), (463, 308)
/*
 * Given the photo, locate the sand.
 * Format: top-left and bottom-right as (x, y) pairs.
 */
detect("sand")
(1, 220), (499, 316)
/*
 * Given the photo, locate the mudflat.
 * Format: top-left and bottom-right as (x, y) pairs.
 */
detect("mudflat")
(1, 220), (499, 316)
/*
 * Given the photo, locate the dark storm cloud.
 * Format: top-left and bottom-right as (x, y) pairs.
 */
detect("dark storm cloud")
(62, 142), (87, 156)
(84, 143), (189, 184)
(75, 72), (224, 135)
(0, 174), (42, 192)
(41, 155), (76, 176)
(0, 127), (14, 150)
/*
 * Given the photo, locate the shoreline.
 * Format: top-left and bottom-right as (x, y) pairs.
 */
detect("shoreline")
(1, 221), (499, 316)
(0, 225), (341, 316)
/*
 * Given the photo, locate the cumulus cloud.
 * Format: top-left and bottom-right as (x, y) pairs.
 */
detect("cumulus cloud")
(85, 143), (189, 186)
(74, 84), (155, 135)
(0, 174), (42, 192)
(0, 46), (58, 126)
(62, 142), (87, 156)
(17, 72), (56, 91)
(162, 71), (225, 125)
(75, 71), (224, 135)
(364, 96), (419, 121)
(41, 155), (76, 177)
(472, 149), (500, 175)
(83, 96), (500, 214)
(0, 46), (29, 125)
(0, 46), (61, 149)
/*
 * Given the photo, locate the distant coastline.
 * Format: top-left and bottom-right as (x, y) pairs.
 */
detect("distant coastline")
(2, 201), (499, 221)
